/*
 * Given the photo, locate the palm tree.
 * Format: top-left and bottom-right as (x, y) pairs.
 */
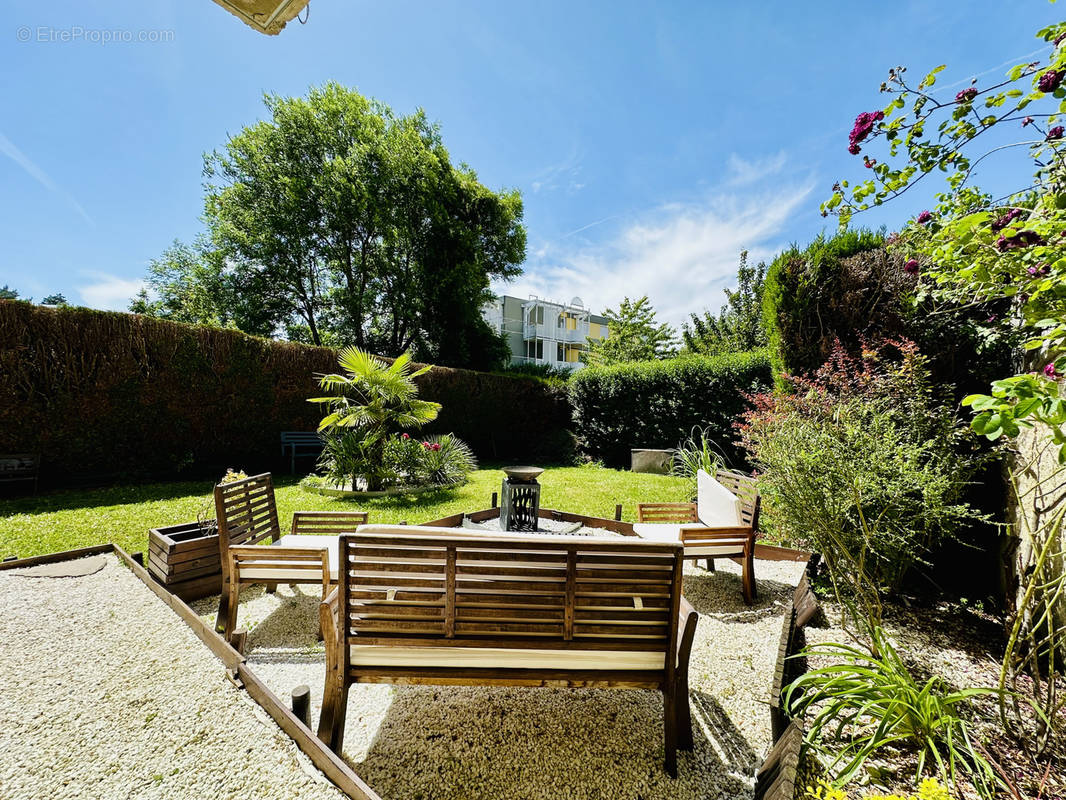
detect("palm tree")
(309, 347), (441, 490)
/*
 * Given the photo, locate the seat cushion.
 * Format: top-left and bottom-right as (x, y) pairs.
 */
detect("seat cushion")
(697, 470), (742, 527)
(349, 645), (664, 671)
(632, 523), (747, 557)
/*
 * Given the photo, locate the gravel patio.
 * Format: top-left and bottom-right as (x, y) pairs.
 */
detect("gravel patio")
(0, 554), (350, 800)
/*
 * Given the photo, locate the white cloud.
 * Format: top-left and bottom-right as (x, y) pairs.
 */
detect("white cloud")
(725, 151), (787, 187)
(0, 131), (94, 226)
(495, 179), (814, 328)
(78, 272), (146, 311)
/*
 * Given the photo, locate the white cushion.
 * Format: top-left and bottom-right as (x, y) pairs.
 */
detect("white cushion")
(349, 645), (663, 671)
(697, 470), (741, 527)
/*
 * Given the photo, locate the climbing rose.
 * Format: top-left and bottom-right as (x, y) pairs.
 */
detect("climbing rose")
(955, 88), (978, 103)
(904, 258), (920, 274)
(1047, 126), (1064, 142)
(1022, 116), (1035, 127)
(996, 230), (1046, 251)
(1044, 363), (1059, 379)
(864, 157), (877, 168)
(1038, 70), (1064, 93)
(401, 433), (409, 440)
(916, 210), (932, 225)
(848, 110), (884, 153)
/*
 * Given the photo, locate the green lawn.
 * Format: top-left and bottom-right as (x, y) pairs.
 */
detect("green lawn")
(0, 466), (690, 560)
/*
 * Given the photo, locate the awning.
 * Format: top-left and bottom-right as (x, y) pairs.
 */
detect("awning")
(210, 0), (310, 35)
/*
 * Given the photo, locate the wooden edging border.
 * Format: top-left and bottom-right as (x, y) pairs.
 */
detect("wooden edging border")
(0, 543), (382, 800)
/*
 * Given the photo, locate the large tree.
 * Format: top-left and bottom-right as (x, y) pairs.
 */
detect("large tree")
(136, 83), (524, 369)
(585, 295), (677, 366)
(682, 250), (767, 356)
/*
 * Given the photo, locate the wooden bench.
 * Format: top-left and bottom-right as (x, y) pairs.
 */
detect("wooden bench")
(636, 470), (761, 604)
(0, 453), (39, 493)
(280, 431), (324, 474)
(317, 532), (699, 776)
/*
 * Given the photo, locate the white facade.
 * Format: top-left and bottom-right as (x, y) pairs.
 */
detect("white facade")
(483, 294), (608, 372)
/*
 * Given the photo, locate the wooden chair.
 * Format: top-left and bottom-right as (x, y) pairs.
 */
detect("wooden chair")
(213, 473), (369, 640)
(223, 546), (330, 642)
(636, 470), (761, 604)
(317, 532), (699, 776)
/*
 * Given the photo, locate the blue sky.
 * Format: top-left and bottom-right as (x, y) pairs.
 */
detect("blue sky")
(1, 1), (1059, 326)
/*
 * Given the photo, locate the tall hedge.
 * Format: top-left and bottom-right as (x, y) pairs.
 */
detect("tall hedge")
(762, 229), (886, 381)
(568, 350), (773, 469)
(0, 302), (572, 485)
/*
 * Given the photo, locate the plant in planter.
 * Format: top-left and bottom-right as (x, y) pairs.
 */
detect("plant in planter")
(195, 467), (249, 531)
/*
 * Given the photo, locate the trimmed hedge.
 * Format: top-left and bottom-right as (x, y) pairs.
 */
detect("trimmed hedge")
(568, 350), (773, 469)
(0, 302), (572, 486)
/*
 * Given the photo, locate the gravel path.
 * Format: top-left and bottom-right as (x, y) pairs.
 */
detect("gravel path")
(193, 556), (806, 800)
(0, 554), (350, 800)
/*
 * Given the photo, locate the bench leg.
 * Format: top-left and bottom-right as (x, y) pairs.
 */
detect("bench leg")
(215, 576), (230, 634)
(663, 687), (678, 777)
(705, 558), (715, 572)
(317, 679), (349, 754)
(676, 675), (693, 752)
(223, 580), (241, 643)
(265, 582), (278, 595)
(742, 544), (757, 605)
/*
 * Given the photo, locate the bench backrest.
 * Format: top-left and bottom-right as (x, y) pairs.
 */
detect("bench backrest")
(280, 431), (323, 447)
(214, 473), (281, 563)
(337, 532), (684, 668)
(0, 454), (39, 478)
(716, 469), (760, 531)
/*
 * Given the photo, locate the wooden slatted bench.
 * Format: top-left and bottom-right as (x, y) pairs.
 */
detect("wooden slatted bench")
(280, 431), (324, 474)
(317, 531), (699, 776)
(0, 453), (39, 494)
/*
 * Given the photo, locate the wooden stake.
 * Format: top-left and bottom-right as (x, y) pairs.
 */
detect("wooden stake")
(614, 504), (622, 521)
(291, 684), (311, 728)
(491, 491), (498, 508)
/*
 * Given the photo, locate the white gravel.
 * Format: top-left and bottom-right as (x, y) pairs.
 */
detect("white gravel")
(0, 554), (351, 800)
(193, 555), (806, 800)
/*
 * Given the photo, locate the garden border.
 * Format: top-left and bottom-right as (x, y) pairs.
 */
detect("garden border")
(0, 544), (383, 800)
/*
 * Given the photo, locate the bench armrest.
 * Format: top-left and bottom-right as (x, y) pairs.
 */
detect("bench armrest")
(320, 586), (341, 670)
(637, 502), (698, 523)
(678, 525), (753, 543)
(676, 595), (698, 668)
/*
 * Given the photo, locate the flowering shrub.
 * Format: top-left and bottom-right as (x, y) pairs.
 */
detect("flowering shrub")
(739, 340), (988, 626)
(380, 432), (476, 488)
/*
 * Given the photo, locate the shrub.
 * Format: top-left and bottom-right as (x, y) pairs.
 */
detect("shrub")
(568, 350), (772, 469)
(787, 626), (998, 796)
(0, 302), (573, 485)
(739, 341), (988, 626)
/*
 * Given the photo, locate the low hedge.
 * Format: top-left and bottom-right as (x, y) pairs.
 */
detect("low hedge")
(568, 349), (773, 468)
(0, 301), (572, 486)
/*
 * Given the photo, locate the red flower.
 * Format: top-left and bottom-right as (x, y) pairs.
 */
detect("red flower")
(1044, 363), (1059, 379)
(904, 259), (920, 275)
(401, 433), (410, 440)
(955, 88), (978, 103)
(848, 110), (884, 154)
(1047, 126), (1064, 142)
(916, 210), (932, 225)
(1022, 116), (1034, 127)
(996, 230), (1046, 251)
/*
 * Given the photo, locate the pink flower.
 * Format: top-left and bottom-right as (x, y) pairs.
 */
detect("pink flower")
(1038, 70), (1064, 93)
(997, 230), (1046, 251)
(1047, 126), (1064, 142)
(1022, 116), (1034, 127)
(904, 259), (920, 275)
(401, 433), (409, 440)
(863, 156), (877, 168)
(955, 88), (978, 103)
(848, 110), (884, 154)
(916, 210), (933, 225)
(1044, 363), (1058, 379)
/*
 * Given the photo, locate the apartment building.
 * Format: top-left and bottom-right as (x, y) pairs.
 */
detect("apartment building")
(482, 295), (608, 371)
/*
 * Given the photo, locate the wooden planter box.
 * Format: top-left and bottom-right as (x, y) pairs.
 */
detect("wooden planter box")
(147, 521), (222, 601)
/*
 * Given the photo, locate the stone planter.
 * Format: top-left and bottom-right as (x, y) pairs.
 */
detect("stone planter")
(147, 521), (222, 601)
(630, 448), (675, 474)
